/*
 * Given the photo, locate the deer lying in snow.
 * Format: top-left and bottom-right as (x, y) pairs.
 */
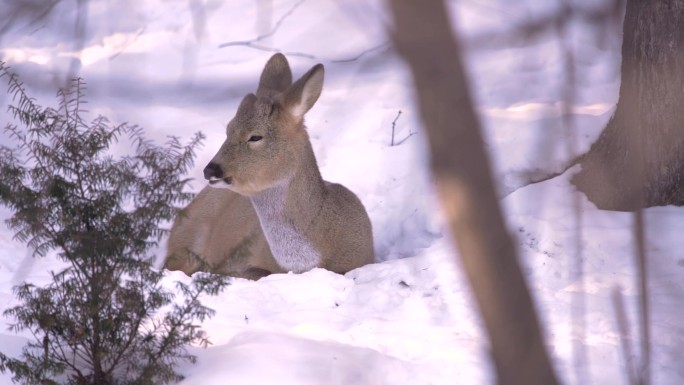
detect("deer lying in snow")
(166, 53), (374, 278)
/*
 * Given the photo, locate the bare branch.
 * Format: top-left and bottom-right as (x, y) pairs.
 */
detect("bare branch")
(389, 110), (417, 146)
(395, 131), (416, 146)
(218, 0), (307, 48)
(218, 41), (390, 64)
(220, 42), (317, 60)
(217, 0), (389, 64)
(109, 27), (147, 61)
(390, 110), (401, 146)
(330, 42), (391, 63)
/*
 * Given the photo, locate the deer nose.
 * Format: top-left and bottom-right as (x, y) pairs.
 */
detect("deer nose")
(203, 162), (223, 180)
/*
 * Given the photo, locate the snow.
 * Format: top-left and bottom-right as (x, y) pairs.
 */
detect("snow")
(1, 0), (683, 384)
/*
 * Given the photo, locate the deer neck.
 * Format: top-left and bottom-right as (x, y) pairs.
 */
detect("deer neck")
(249, 141), (326, 272)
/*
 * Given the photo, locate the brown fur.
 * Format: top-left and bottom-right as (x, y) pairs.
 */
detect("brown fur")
(165, 187), (282, 280)
(165, 54), (374, 278)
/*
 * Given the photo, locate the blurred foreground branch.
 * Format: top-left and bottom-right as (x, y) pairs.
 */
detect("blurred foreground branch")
(389, 1), (560, 384)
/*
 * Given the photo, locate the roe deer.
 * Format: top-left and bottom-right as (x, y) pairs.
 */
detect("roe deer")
(203, 53), (374, 274)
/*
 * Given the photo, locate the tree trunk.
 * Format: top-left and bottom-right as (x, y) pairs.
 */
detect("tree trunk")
(572, 0), (684, 211)
(389, 1), (560, 385)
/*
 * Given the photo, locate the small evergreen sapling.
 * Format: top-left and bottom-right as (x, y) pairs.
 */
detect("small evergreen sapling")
(0, 63), (229, 385)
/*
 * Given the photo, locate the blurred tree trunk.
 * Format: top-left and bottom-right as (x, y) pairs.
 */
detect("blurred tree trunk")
(388, 2), (560, 385)
(572, 0), (684, 211)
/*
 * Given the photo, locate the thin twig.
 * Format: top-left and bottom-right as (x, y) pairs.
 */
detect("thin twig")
(221, 42), (317, 60)
(217, 0), (389, 63)
(109, 27), (146, 61)
(395, 130), (417, 146)
(390, 110), (417, 146)
(219, 41), (390, 64)
(330, 42), (391, 63)
(218, 0), (307, 48)
(391, 110), (402, 146)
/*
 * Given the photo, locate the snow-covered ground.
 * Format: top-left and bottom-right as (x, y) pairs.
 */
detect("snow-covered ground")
(1, 1), (683, 384)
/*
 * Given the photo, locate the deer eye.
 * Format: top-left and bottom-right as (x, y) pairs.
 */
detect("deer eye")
(248, 135), (263, 142)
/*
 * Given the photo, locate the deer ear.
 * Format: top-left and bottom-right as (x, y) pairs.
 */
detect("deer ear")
(256, 53), (293, 97)
(279, 63), (324, 119)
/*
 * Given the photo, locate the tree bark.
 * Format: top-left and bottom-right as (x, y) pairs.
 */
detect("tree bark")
(389, 2), (560, 385)
(572, 0), (684, 211)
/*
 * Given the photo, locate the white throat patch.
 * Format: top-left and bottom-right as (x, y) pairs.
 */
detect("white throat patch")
(250, 185), (322, 273)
